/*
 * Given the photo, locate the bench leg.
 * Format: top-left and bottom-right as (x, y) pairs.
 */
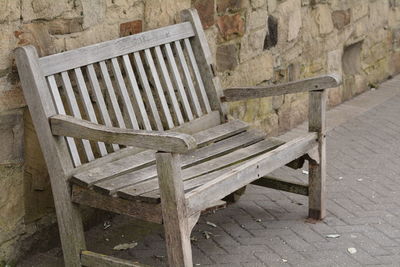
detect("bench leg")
(53, 182), (86, 266)
(156, 152), (193, 267)
(308, 90), (326, 220)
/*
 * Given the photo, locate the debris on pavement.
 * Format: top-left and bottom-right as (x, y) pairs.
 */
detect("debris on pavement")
(113, 241), (138, 251)
(347, 247), (357, 254)
(206, 221), (217, 228)
(103, 221), (111, 230)
(326, 234), (341, 238)
(203, 231), (213, 239)
(302, 170), (309, 175)
(282, 259), (288, 262)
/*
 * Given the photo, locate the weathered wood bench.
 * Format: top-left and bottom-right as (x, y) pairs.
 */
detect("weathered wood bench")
(15, 8), (340, 267)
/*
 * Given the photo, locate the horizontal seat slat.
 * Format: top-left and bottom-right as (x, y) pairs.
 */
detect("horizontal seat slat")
(117, 137), (284, 202)
(39, 22), (195, 76)
(72, 117), (245, 185)
(91, 122), (253, 193)
(185, 133), (318, 214)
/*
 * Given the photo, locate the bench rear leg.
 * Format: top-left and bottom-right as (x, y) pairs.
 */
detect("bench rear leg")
(308, 90), (327, 220)
(156, 152), (193, 266)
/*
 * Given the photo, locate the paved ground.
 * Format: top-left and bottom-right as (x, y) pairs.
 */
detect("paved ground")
(20, 76), (400, 266)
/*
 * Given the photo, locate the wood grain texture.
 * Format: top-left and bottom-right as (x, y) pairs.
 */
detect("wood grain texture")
(185, 133), (318, 215)
(81, 250), (150, 267)
(252, 176), (309, 196)
(72, 185), (162, 223)
(50, 114), (196, 153)
(222, 74), (341, 101)
(39, 22), (195, 75)
(308, 90), (327, 220)
(181, 9), (227, 118)
(156, 152), (193, 266)
(15, 45), (86, 267)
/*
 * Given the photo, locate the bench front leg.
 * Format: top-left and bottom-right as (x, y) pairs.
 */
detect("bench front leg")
(308, 90), (327, 220)
(156, 152), (193, 267)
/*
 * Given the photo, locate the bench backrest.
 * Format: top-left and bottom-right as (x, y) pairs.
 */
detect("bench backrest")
(16, 9), (224, 170)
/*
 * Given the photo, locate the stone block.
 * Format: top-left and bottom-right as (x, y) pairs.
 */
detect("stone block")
(47, 18), (84, 35)
(15, 23), (56, 57)
(0, 89), (26, 112)
(221, 51), (273, 87)
(331, 9), (350, 30)
(267, 0), (277, 12)
(216, 44), (238, 71)
(288, 5), (302, 41)
(216, 13), (245, 40)
(21, 0), (80, 22)
(313, 4), (334, 35)
(120, 20), (143, 37)
(193, 0), (215, 29)
(81, 0), (107, 29)
(0, 0), (21, 22)
(65, 23), (119, 50)
(0, 110), (23, 164)
(240, 29), (266, 62)
(144, 0), (190, 29)
(351, 3), (368, 22)
(369, 0), (389, 29)
(275, 0), (302, 42)
(105, 0), (144, 25)
(251, 0), (267, 9)
(247, 9), (268, 31)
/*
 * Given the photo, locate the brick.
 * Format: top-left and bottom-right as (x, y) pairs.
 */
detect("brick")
(192, 0), (215, 29)
(120, 20), (142, 37)
(216, 13), (245, 40)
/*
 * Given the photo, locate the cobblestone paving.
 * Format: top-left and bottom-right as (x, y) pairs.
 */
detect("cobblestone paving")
(21, 77), (400, 267)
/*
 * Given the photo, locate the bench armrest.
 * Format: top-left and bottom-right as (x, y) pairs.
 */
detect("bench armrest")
(50, 115), (197, 153)
(222, 74), (341, 102)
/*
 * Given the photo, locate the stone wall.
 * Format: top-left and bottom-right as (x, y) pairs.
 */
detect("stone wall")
(0, 0), (399, 263)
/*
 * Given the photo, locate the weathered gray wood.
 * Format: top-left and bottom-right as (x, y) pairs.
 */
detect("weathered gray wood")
(86, 63), (120, 152)
(156, 152), (193, 266)
(144, 48), (174, 129)
(81, 250), (150, 267)
(61, 71), (95, 161)
(308, 90), (327, 220)
(47, 75), (81, 166)
(154, 46), (184, 125)
(183, 38), (211, 113)
(251, 176), (309, 196)
(181, 9), (226, 117)
(111, 57), (140, 129)
(99, 61), (126, 129)
(71, 185), (162, 223)
(122, 55), (152, 130)
(15, 45), (86, 267)
(174, 40), (202, 117)
(74, 67), (109, 155)
(73, 118), (246, 187)
(222, 74), (341, 101)
(133, 52), (163, 130)
(50, 114), (196, 153)
(164, 43), (194, 121)
(39, 22), (195, 76)
(117, 137), (282, 201)
(185, 133), (318, 215)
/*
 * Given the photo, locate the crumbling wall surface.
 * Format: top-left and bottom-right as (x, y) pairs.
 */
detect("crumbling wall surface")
(0, 0), (400, 263)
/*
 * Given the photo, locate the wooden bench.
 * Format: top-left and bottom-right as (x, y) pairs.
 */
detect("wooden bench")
(15, 8), (340, 267)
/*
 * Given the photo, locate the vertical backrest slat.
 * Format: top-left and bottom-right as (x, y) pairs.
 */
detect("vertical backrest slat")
(174, 40), (202, 117)
(183, 38), (211, 113)
(181, 9), (225, 117)
(99, 61), (126, 129)
(121, 55), (152, 130)
(144, 49), (174, 129)
(47, 75), (82, 167)
(110, 58), (140, 129)
(61, 71), (95, 161)
(133, 52), (164, 130)
(74, 68), (109, 156)
(164, 43), (194, 121)
(154, 46), (184, 125)
(86, 64), (119, 151)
